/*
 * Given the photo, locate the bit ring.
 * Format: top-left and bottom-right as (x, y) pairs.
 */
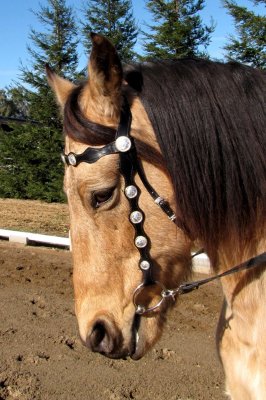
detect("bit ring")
(133, 281), (174, 315)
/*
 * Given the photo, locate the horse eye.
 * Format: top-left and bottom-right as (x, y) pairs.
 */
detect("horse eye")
(92, 188), (115, 208)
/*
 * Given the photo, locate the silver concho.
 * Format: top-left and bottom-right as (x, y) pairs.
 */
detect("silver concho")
(115, 136), (131, 152)
(61, 154), (67, 164)
(135, 236), (148, 248)
(130, 211), (143, 224)
(67, 153), (77, 166)
(140, 260), (150, 270)
(125, 185), (138, 199)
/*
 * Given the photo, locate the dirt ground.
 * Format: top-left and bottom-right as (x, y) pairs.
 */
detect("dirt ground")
(0, 199), (69, 237)
(0, 199), (225, 400)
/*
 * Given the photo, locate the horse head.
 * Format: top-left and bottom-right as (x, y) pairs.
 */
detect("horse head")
(47, 33), (192, 359)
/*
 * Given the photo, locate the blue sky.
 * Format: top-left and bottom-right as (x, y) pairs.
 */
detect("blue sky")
(0, 0), (264, 89)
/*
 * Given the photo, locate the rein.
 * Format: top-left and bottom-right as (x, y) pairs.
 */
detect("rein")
(168, 252), (266, 295)
(62, 98), (266, 315)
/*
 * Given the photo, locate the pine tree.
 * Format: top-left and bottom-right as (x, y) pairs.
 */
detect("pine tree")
(20, 0), (79, 125)
(1, 0), (79, 202)
(142, 0), (215, 59)
(0, 124), (65, 202)
(0, 87), (29, 119)
(223, 0), (266, 69)
(82, 0), (138, 61)
(0, 90), (18, 118)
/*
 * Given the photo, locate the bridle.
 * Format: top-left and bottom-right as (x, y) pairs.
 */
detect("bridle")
(62, 97), (266, 315)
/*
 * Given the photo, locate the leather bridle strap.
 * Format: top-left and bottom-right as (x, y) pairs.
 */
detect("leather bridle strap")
(177, 251), (266, 295)
(135, 160), (176, 222)
(162, 252), (266, 298)
(117, 99), (178, 225)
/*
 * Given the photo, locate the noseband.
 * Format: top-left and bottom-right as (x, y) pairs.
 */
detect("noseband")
(62, 98), (266, 315)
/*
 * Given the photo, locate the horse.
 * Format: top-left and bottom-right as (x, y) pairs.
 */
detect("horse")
(46, 33), (266, 399)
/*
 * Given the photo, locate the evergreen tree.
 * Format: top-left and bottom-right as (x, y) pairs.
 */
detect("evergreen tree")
(82, 0), (138, 61)
(0, 124), (65, 202)
(223, 0), (266, 69)
(0, 0), (79, 202)
(20, 0), (79, 125)
(0, 89), (18, 118)
(142, 0), (215, 59)
(0, 87), (29, 119)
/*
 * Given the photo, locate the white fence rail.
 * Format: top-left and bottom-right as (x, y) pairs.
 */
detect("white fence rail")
(0, 228), (70, 249)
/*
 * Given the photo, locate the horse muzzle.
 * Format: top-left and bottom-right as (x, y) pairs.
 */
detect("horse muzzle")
(80, 314), (138, 359)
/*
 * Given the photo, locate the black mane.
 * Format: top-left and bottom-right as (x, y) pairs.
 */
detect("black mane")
(130, 59), (265, 252)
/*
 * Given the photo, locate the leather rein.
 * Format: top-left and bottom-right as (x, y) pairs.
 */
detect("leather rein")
(62, 98), (266, 315)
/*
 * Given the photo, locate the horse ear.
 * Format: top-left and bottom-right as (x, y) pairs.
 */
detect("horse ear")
(88, 33), (123, 99)
(46, 64), (76, 108)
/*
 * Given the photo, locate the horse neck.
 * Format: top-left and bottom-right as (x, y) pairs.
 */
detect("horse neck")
(215, 230), (266, 307)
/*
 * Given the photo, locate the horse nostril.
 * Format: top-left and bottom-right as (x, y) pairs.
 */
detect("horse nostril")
(87, 320), (115, 355)
(91, 322), (104, 344)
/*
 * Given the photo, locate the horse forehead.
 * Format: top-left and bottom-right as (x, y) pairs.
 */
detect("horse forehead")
(64, 136), (119, 189)
(64, 136), (90, 154)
